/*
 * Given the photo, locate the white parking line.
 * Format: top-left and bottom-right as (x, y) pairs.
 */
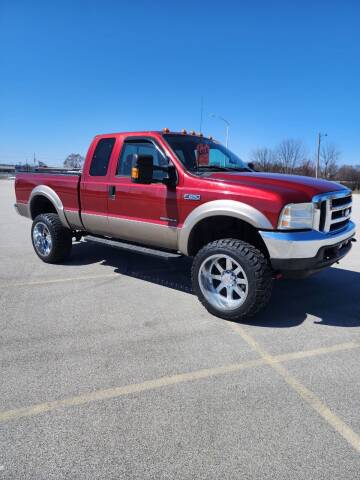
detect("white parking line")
(0, 341), (358, 424)
(2, 273), (120, 288)
(229, 323), (360, 453)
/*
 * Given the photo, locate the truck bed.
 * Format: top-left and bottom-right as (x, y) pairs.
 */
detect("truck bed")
(15, 171), (81, 218)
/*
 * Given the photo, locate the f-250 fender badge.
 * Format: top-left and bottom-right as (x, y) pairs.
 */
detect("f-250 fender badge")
(184, 193), (201, 201)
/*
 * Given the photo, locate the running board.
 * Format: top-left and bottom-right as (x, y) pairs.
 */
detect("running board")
(85, 235), (182, 259)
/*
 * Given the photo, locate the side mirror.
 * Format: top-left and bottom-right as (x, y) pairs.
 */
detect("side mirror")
(131, 154), (154, 184)
(162, 165), (177, 187)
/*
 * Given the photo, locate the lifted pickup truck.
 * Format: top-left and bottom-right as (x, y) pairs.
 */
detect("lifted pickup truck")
(15, 129), (356, 320)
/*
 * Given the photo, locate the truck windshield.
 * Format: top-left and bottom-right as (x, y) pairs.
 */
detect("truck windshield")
(163, 134), (250, 173)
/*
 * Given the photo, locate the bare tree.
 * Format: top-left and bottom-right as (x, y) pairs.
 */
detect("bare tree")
(64, 153), (85, 170)
(296, 158), (315, 177)
(320, 144), (340, 179)
(250, 147), (275, 172)
(248, 138), (345, 181)
(336, 164), (360, 191)
(275, 139), (306, 174)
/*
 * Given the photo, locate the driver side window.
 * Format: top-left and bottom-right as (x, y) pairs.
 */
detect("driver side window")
(118, 140), (168, 180)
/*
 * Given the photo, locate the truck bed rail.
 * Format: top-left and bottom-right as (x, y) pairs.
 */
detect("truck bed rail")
(15, 166), (81, 176)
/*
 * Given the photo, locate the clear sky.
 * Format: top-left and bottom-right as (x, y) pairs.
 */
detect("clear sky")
(0, 0), (359, 166)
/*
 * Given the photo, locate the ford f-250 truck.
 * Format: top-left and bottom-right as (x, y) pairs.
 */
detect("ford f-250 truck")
(14, 129), (356, 320)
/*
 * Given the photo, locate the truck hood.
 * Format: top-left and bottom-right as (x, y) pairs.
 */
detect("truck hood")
(206, 171), (346, 202)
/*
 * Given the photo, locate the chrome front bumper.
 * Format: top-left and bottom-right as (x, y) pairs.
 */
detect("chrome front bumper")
(260, 221), (356, 260)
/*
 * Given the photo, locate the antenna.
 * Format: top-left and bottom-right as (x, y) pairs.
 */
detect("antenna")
(199, 96), (204, 133)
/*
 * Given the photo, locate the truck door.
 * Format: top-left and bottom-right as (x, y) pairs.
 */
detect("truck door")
(106, 137), (179, 250)
(80, 136), (117, 235)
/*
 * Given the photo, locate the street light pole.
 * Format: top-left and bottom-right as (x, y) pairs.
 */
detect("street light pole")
(316, 132), (327, 178)
(210, 114), (230, 147)
(224, 120), (229, 148)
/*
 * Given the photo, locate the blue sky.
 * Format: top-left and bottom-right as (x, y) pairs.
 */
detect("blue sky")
(0, 0), (359, 166)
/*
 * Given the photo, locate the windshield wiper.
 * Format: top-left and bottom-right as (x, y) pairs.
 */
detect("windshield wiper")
(223, 167), (251, 172)
(194, 165), (231, 172)
(194, 165), (251, 173)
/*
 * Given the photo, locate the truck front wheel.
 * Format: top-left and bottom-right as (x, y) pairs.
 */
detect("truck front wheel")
(31, 213), (72, 263)
(192, 239), (272, 321)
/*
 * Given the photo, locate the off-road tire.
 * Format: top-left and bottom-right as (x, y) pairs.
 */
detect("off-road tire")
(31, 213), (72, 263)
(192, 238), (272, 321)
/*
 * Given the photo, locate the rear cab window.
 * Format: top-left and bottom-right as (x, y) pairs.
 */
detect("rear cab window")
(89, 138), (116, 176)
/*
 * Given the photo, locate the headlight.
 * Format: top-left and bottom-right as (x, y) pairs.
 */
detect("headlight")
(278, 202), (314, 230)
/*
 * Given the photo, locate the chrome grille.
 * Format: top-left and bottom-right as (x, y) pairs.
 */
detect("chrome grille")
(314, 190), (352, 233)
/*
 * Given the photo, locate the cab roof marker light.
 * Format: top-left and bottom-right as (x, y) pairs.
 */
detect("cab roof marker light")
(190, 130), (196, 135)
(181, 129), (187, 134)
(162, 128), (170, 133)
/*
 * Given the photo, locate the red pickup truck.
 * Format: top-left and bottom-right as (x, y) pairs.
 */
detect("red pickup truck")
(15, 130), (356, 320)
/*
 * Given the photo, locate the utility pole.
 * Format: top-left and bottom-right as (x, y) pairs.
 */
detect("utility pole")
(33, 152), (37, 166)
(316, 132), (327, 178)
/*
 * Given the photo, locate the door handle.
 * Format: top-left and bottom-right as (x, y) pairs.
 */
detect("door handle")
(108, 185), (116, 200)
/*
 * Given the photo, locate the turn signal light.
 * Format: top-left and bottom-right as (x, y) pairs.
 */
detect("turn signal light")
(131, 167), (139, 179)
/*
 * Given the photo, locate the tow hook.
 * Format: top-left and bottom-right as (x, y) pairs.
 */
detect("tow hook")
(351, 237), (357, 242)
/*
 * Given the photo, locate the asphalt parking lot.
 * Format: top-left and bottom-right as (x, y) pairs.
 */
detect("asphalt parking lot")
(1, 179), (360, 479)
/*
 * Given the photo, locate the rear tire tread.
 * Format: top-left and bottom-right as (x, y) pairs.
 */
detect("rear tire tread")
(32, 213), (72, 263)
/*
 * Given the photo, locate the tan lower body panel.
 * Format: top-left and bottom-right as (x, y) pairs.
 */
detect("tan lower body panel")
(108, 215), (178, 250)
(81, 213), (110, 236)
(81, 213), (178, 251)
(64, 209), (85, 230)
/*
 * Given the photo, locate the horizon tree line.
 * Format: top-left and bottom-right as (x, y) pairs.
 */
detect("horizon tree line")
(250, 139), (360, 191)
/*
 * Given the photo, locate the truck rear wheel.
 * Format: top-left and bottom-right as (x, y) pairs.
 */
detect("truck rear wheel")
(31, 213), (72, 263)
(192, 239), (272, 321)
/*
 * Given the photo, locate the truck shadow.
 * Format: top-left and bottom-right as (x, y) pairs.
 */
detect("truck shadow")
(69, 240), (360, 328)
(247, 269), (360, 328)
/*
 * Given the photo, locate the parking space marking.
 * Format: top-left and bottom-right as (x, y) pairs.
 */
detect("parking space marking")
(0, 358), (265, 423)
(229, 323), (360, 453)
(2, 273), (120, 288)
(273, 341), (359, 362)
(0, 341), (358, 424)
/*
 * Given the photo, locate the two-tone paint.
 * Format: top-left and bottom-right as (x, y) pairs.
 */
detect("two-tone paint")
(14, 131), (356, 260)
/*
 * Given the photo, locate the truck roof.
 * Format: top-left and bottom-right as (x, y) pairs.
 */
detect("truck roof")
(94, 130), (213, 140)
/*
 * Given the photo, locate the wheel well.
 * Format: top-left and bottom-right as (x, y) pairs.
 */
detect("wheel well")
(30, 195), (57, 219)
(187, 216), (269, 257)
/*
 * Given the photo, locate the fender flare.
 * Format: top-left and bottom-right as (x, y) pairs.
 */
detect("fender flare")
(178, 199), (273, 255)
(29, 185), (71, 228)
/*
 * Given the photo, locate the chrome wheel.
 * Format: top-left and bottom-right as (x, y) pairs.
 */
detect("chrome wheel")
(32, 222), (53, 256)
(198, 254), (249, 311)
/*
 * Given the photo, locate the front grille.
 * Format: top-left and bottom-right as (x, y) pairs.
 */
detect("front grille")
(331, 208), (352, 220)
(331, 196), (351, 208)
(316, 191), (352, 233)
(329, 219), (349, 232)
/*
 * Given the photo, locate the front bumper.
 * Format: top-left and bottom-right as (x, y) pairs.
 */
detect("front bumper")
(260, 221), (356, 274)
